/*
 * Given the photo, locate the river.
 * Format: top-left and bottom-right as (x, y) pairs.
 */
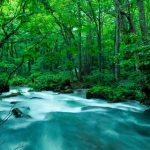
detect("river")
(0, 87), (150, 150)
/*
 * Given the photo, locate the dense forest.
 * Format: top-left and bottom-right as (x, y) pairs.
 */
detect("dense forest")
(0, 0), (150, 103)
(0, 1), (150, 149)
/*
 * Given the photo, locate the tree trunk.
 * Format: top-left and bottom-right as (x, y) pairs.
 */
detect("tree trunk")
(114, 0), (121, 81)
(84, 18), (92, 75)
(77, 0), (82, 81)
(98, 0), (102, 72)
(137, 0), (148, 42)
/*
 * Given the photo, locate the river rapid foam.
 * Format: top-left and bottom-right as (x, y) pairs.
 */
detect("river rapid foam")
(0, 87), (150, 150)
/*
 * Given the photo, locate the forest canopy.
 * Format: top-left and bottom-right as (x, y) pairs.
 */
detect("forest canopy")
(0, 0), (150, 103)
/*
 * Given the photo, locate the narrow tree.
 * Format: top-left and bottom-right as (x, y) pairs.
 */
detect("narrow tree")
(137, 0), (148, 42)
(114, 0), (121, 81)
(77, 0), (82, 80)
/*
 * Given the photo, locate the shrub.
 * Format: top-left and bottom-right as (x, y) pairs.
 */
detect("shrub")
(0, 73), (8, 86)
(84, 69), (114, 86)
(86, 84), (146, 102)
(30, 71), (71, 90)
(10, 76), (27, 86)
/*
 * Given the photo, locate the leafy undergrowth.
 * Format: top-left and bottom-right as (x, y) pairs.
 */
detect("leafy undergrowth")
(29, 72), (73, 93)
(10, 76), (27, 86)
(85, 69), (150, 104)
(86, 84), (146, 102)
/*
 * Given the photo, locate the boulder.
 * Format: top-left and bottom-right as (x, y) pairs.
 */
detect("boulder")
(12, 108), (31, 118)
(12, 108), (23, 118)
(10, 101), (20, 104)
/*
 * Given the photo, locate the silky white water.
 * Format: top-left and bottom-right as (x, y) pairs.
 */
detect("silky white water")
(0, 87), (150, 150)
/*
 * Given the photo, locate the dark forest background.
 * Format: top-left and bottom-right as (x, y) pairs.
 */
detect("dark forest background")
(0, 0), (149, 103)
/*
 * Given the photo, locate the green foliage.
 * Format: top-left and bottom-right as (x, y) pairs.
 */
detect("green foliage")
(85, 69), (114, 86)
(10, 76), (27, 86)
(0, 0), (149, 104)
(87, 84), (146, 102)
(0, 73), (8, 86)
(0, 60), (15, 73)
(30, 72), (71, 90)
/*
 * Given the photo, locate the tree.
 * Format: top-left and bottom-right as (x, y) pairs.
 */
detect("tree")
(137, 0), (148, 42)
(77, 0), (82, 80)
(114, 0), (121, 81)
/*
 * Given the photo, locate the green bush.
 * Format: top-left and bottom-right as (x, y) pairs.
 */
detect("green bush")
(0, 73), (8, 86)
(0, 60), (15, 73)
(87, 84), (146, 102)
(85, 69), (114, 86)
(30, 71), (71, 90)
(10, 76), (27, 86)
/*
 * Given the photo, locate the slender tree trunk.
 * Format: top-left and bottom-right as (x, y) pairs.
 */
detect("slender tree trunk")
(97, 0), (102, 72)
(86, 0), (103, 72)
(137, 0), (148, 42)
(126, 0), (136, 34)
(125, 0), (139, 72)
(114, 0), (121, 81)
(77, 0), (82, 81)
(85, 17), (92, 75)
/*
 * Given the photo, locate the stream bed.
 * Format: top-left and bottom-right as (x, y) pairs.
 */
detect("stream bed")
(0, 87), (150, 150)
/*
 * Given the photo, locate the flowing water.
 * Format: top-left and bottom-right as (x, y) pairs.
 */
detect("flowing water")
(0, 87), (150, 150)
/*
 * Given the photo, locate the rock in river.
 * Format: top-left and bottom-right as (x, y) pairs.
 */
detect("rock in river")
(12, 108), (31, 118)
